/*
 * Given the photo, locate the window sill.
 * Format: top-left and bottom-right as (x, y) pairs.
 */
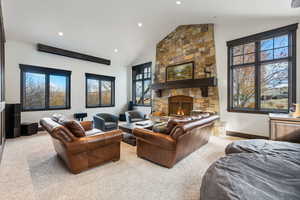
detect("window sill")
(133, 105), (152, 107)
(227, 109), (289, 115)
(86, 105), (115, 108)
(21, 107), (71, 112)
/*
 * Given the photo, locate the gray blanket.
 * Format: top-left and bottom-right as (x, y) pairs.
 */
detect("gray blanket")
(226, 139), (300, 164)
(201, 141), (300, 200)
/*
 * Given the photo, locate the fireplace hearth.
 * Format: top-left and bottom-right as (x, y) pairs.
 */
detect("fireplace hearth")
(168, 95), (193, 116)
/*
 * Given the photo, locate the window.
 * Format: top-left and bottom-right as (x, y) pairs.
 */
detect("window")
(132, 62), (152, 106)
(20, 65), (71, 111)
(85, 73), (115, 108)
(227, 24), (298, 114)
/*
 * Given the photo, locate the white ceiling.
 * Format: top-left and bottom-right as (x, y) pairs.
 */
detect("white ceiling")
(3, 0), (300, 66)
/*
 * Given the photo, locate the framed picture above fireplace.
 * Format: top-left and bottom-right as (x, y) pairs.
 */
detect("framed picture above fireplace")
(166, 61), (194, 82)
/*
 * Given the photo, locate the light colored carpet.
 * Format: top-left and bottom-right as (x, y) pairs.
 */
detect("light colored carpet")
(0, 132), (240, 200)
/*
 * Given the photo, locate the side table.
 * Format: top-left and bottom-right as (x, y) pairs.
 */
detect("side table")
(269, 113), (300, 141)
(119, 120), (154, 146)
(21, 122), (38, 136)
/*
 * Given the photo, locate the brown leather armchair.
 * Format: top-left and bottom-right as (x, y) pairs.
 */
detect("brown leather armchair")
(133, 115), (219, 168)
(40, 118), (123, 174)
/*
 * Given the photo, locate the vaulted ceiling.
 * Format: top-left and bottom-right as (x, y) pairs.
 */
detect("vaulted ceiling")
(3, 0), (300, 66)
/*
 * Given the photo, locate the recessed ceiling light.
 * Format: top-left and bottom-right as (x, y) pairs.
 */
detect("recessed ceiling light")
(176, 1), (182, 5)
(114, 49), (119, 53)
(138, 22), (143, 27)
(58, 32), (64, 36)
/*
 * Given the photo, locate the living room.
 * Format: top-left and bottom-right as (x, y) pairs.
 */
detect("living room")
(1, 0), (300, 200)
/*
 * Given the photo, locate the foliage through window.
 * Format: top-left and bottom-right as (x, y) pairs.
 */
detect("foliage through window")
(85, 73), (115, 108)
(227, 24), (298, 114)
(132, 62), (152, 106)
(20, 65), (71, 111)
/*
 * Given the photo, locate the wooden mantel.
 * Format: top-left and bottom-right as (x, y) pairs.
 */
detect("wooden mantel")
(151, 77), (217, 97)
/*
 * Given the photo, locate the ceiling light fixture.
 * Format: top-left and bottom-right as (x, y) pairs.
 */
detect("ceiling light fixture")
(176, 1), (182, 5)
(138, 22), (143, 27)
(114, 49), (119, 53)
(58, 32), (64, 36)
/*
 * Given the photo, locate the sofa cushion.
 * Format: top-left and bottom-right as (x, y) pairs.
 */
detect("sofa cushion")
(85, 128), (103, 137)
(152, 119), (188, 135)
(131, 118), (144, 123)
(169, 115), (219, 139)
(61, 120), (86, 137)
(155, 117), (204, 136)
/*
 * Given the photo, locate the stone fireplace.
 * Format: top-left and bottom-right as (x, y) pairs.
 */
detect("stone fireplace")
(152, 24), (220, 116)
(169, 95), (193, 116)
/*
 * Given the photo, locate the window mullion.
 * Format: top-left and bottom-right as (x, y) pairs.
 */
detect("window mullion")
(99, 80), (102, 106)
(255, 41), (261, 111)
(229, 47), (234, 110)
(111, 80), (114, 106)
(66, 76), (70, 108)
(133, 80), (136, 105)
(132, 69), (135, 105)
(45, 73), (50, 109)
(142, 67), (145, 105)
(289, 31), (297, 108)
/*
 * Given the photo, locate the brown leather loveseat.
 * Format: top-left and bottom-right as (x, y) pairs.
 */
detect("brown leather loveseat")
(40, 118), (123, 174)
(133, 115), (219, 168)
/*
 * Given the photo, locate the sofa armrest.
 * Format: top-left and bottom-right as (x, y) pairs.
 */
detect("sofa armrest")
(66, 129), (123, 154)
(64, 141), (88, 154)
(133, 128), (176, 151)
(93, 116), (106, 131)
(80, 121), (93, 131)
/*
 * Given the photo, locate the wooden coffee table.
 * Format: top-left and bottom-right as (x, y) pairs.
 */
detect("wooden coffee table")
(119, 120), (154, 146)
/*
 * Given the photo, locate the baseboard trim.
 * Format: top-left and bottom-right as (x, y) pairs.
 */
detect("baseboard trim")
(226, 131), (269, 140)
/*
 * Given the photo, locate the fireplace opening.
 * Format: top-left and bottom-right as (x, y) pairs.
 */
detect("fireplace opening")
(168, 95), (193, 116)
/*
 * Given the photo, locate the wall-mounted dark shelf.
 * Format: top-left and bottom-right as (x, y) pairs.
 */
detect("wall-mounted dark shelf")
(37, 44), (111, 65)
(151, 77), (217, 97)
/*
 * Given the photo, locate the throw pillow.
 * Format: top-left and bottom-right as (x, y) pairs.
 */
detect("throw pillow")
(52, 113), (67, 123)
(152, 122), (169, 134)
(166, 120), (179, 134)
(61, 120), (86, 137)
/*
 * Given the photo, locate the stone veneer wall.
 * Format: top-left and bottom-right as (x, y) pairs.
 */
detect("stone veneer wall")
(153, 24), (220, 115)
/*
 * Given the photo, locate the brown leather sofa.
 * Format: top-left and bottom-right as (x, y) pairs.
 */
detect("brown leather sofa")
(40, 118), (123, 174)
(133, 115), (219, 168)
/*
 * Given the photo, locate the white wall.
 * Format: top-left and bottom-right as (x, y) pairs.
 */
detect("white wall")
(5, 40), (128, 123)
(130, 18), (300, 137)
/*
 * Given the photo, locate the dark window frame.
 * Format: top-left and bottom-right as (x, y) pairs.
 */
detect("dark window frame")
(85, 73), (115, 108)
(132, 62), (152, 107)
(227, 23), (298, 114)
(20, 64), (71, 112)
